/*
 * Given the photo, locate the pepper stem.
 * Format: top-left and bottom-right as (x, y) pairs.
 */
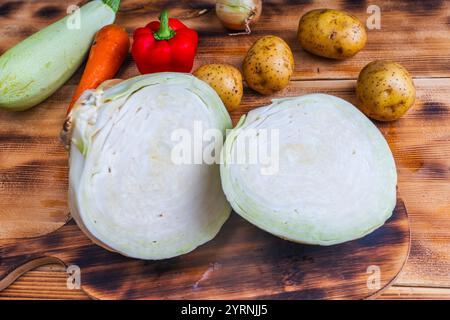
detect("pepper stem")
(154, 10), (176, 41)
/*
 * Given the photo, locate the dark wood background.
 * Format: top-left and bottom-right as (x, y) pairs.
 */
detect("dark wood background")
(0, 0), (450, 299)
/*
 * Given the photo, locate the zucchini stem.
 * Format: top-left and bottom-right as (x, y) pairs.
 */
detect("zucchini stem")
(102, 0), (121, 13)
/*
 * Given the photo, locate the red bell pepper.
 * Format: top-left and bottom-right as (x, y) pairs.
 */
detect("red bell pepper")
(131, 10), (198, 74)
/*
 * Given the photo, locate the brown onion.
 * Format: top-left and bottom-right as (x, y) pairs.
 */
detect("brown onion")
(216, 0), (262, 35)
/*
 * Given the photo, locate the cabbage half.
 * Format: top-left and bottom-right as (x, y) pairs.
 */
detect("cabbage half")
(221, 94), (397, 245)
(65, 73), (232, 259)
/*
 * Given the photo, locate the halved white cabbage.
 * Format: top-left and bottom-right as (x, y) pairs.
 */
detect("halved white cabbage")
(221, 94), (397, 245)
(67, 73), (232, 259)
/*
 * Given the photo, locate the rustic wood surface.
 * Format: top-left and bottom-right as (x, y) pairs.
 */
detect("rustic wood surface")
(0, 0), (450, 299)
(0, 201), (409, 300)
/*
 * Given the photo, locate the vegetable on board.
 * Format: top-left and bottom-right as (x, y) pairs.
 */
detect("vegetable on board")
(131, 10), (198, 74)
(221, 94), (397, 246)
(0, 0), (121, 112)
(67, 24), (130, 114)
(64, 73), (232, 260)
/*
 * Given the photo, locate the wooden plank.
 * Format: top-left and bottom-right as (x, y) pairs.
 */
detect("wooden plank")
(379, 285), (450, 300)
(1, 1), (450, 81)
(0, 201), (409, 300)
(236, 78), (450, 288)
(1, 0), (450, 298)
(0, 77), (448, 296)
(1, 0), (449, 239)
(3, 269), (450, 300)
(0, 103), (70, 238)
(0, 266), (89, 300)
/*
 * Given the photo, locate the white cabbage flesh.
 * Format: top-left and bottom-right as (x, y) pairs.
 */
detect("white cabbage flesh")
(68, 73), (232, 259)
(221, 94), (397, 245)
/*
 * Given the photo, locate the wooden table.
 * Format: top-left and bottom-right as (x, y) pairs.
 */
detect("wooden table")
(1, 0), (450, 299)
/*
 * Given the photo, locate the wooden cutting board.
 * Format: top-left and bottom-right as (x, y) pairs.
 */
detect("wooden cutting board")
(0, 199), (409, 300)
(1, 0), (450, 298)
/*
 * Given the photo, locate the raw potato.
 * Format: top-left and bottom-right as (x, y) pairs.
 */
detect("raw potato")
(356, 60), (416, 121)
(297, 9), (367, 59)
(242, 35), (294, 95)
(194, 64), (243, 111)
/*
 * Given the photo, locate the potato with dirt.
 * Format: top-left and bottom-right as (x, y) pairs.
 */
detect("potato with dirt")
(356, 60), (416, 121)
(194, 64), (243, 112)
(297, 9), (367, 59)
(242, 35), (294, 95)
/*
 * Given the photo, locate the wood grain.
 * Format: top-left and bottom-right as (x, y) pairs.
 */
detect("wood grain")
(237, 78), (450, 289)
(3, 268), (450, 300)
(0, 200), (409, 300)
(0, 105), (70, 238)
(0, 0), (450, 298)
(0, 265), (89, 300)
(1, 0), (450, 82)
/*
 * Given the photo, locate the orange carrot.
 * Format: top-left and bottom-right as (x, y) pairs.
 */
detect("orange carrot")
(67, 24), (130, 114)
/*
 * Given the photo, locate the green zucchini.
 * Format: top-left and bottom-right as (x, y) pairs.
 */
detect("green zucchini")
(0, 0), (121, 111)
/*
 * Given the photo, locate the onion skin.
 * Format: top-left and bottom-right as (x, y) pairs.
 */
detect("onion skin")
(216, 0), (262, 33)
